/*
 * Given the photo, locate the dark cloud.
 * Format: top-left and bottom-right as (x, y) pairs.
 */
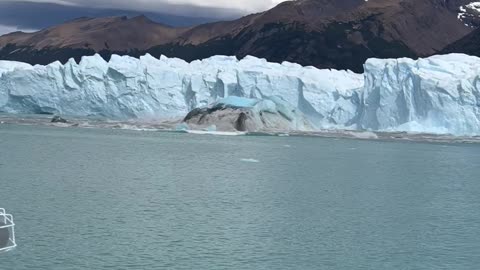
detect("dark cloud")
(0, 1), (243, 32)
(21, 0), (283, 14)
(0, 24), (37, 35)
(0, 0), (286, 35)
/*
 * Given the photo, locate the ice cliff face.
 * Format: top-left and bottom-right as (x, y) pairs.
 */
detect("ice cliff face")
(360, 54), (480, 135)
(0, 53), (479, 135)
(0, 54), (362, 123)
(0, 61), (32, 76)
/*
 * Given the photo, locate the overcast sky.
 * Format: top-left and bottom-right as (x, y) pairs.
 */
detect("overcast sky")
(0, 24), (35, 35)
(12, 0), (289, 13)
(0, 0), (290, 35)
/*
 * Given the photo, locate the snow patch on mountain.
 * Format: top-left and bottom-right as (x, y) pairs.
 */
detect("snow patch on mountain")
(458, 2), (480, 27)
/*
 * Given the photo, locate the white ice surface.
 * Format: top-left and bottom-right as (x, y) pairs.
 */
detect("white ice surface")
(0, 53), (479, 135)
(360, 54), (480, 135)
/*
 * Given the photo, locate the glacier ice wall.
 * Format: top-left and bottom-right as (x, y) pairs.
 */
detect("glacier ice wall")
(0, 53), (479, 135)
(0, 54), (362, 123)
(0, 61), (32, 76)
(360, 54), (480, 135)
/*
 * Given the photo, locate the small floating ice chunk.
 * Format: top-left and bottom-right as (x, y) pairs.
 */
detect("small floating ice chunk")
(175, 123), (190, 131)
(203, 125), (217, 132)
(240, 158), (260, 163)
(186, 130), (246, 136)
(345, 131), (378, 139)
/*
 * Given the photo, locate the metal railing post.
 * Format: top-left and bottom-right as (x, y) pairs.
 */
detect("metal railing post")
(0, 208), (16, 252)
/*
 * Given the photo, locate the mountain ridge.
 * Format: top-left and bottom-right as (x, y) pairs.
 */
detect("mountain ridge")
(0, 0), (475, 72)
(442, 27), (480, 55)
(0, 0), (238, 29)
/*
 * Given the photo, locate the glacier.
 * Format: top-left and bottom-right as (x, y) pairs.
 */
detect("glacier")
(0, 53), (479, 135)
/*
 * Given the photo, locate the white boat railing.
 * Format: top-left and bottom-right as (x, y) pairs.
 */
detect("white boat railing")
(0, 208), (16, 253)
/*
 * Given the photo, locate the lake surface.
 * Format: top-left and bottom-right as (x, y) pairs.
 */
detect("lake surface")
(1, 124), (480, 269)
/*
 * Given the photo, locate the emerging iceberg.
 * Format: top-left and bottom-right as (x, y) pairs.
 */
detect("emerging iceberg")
(183, 96), (313, 132)
(0, 53), (479, 135)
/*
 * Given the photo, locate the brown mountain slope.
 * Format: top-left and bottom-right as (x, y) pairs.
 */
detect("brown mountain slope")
(0, 15), (189, 51)
(442, 27), (480, 55)
(0, 0), (473, 72)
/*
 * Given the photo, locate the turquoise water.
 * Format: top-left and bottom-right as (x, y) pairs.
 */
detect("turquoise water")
(1, 124), (480, 269)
